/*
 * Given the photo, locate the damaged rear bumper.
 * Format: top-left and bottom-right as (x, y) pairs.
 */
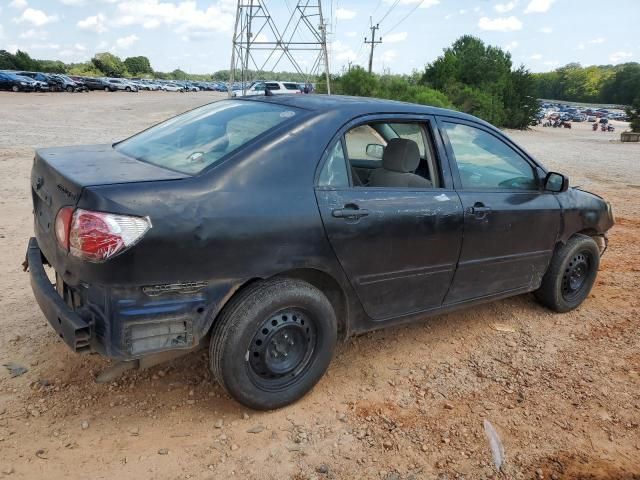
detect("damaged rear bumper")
(26, 238), (222, 361)
(26, 237), (92, 353)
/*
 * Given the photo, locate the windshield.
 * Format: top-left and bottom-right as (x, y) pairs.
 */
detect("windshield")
(115, 100), (300, 175)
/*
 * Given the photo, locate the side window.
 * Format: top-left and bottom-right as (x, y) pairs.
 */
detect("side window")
(343, 122), (440, 189)
(387, 123), (426, 157)
(318, 140), (348, 187)
(443, 122), (537, 191)
(266, 82), (281, 90)
(344, 125), (386, 161)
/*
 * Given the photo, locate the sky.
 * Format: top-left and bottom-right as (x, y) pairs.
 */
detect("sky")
(0, 0), (638, 75)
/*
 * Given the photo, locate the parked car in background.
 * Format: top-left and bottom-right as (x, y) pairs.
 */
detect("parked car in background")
(25, 95), (614, 410)
(128, 80), (149, 91)
(77, 77), (113, 91)
(0, 71), (36, 92)
(161, 82), (184, 92)
(139, 80), (161, 91)
(233, 80), (303, 97)
(16, 71), (50, 91)
(572, 113), (586, 122)
(105, 78), (138, 92)
(46, 74), (79, 92)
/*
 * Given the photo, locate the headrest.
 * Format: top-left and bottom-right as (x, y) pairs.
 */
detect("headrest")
(382, 138), (420, 173)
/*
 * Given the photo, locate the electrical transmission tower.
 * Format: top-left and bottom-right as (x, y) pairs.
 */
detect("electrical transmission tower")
(229, 1), (331, 96)
(364, 19), (382, 74)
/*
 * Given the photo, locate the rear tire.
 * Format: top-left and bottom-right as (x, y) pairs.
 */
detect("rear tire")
(534, 234), (600, 312)
(209, 278), (337, 410)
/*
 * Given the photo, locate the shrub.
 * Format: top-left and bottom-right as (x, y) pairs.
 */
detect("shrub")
(626, 97), (640, 133)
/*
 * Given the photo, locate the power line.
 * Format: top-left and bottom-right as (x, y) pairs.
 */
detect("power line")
(382, 0), (425, 36)
(377, 0), (400, 25)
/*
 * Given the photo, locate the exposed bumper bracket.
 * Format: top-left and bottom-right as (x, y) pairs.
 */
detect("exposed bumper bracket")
(26, 237), (92, 353)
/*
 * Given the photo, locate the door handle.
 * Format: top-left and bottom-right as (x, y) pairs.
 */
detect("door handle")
(332, 205), (370, 219)
(466, 202), (491, 219)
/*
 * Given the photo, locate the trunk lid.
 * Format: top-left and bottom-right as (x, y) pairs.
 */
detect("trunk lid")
(31, 144), (188, 267)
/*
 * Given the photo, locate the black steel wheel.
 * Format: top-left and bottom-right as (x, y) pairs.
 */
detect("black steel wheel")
(535, 234), (600, 312)
(561, 251), (592, 302)
(247, 308), (317, 392)
(209, 278), (337, 410)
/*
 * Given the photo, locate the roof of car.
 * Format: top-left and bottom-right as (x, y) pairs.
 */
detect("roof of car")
(237, 94), (487, 126)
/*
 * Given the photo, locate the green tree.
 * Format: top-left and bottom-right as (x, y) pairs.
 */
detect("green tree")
(421, 35), (535, 128)
(91, 52), (128, 77)
(13, 50), (36, 70)
(170, 68), (188, 80)
(124, 56), (153, 76)
(626, 97), (640, 133)
(0, 50), (18, 70)
(35, 59), (66, 73)
(334, 66), (377, 96)
(504, 66), (540, 129)
(601, 63), (640, 105)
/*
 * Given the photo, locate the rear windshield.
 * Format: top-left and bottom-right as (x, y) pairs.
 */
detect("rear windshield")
(115, 100), (300, 175)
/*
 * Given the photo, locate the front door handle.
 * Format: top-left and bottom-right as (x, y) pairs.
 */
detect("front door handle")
(332, 205), (370, 219)
(466, 202), (491, 219)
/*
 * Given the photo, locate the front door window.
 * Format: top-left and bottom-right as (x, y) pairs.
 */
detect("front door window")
(442, 122), (537, 191)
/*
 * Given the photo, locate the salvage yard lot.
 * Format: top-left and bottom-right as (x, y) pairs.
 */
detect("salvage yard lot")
(0, 91), (638, 479)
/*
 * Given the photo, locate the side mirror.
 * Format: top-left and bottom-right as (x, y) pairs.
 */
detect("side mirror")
(544, 172), (569, 193)
(366, 143), (385, 160)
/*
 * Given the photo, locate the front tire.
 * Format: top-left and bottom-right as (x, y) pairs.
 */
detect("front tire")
(66, 85), (73, 93)
(209, 278), (337, 410)
(534, 234), (600, 312)
(12, 85), (19, 92)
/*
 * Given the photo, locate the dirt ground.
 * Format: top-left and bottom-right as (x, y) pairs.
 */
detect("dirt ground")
(0, 91), (638, 480)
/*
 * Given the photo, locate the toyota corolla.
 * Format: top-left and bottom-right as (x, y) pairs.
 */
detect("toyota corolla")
(26, 95), (614, 409)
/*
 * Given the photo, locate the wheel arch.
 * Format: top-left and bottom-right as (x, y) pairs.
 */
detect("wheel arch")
(271, 268), (349, 340)
(205, 268), (349, 342)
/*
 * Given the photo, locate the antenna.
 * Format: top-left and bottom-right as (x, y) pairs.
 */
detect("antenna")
(229, 1), (331, 96)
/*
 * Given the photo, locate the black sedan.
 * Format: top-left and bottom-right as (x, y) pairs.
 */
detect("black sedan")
(0, 71), (36, 92)
(25, 96), (614, 409)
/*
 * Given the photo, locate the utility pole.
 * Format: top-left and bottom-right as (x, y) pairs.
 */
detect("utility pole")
(364, 18), (381, 74)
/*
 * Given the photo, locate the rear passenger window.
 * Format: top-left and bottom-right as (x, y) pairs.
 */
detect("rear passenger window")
(266, 83), (280, 90)
(343, 121), (440, 189)
(318, 140), (348, 188)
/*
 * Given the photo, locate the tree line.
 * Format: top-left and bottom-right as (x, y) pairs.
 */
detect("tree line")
(0, 49), (315, 82)
(533, 62), (640, 105)
(2, 38), (639, 130)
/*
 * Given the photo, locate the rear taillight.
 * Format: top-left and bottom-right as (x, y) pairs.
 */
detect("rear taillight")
(58, 208), (151, 262)
(55, 206), (74, 250)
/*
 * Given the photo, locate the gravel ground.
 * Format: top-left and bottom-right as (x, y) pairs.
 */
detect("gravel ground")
(0, 91), (638, 480)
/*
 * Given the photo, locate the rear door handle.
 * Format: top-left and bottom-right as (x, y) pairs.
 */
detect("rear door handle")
(466, 202), (491, 219)
(332, 206), (370, 219)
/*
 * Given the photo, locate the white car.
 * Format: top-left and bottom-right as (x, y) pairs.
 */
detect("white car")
(106, 78), (138, 92)
(162, 83), (184, 92)
(232, 81), (302, 97)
